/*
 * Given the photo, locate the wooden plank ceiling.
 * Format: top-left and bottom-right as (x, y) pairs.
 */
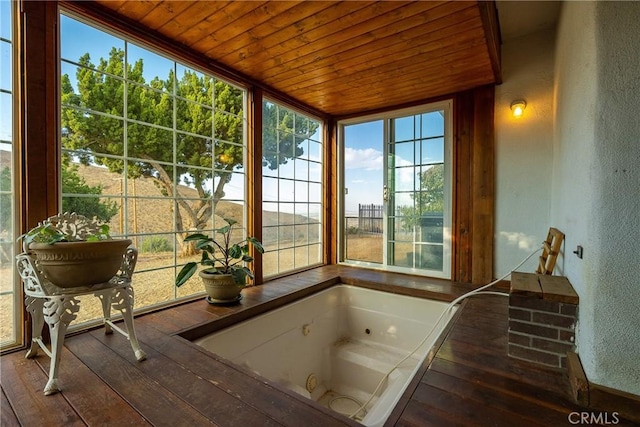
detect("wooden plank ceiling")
(90, 0), (500, 117)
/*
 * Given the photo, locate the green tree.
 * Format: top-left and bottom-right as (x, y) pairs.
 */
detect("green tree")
(0, 166), (11, 233)
(61, 48), (318, 255)
(1, 163), (119, 233)
(397, 164), (444, 229)
(62, 162), (119, 222)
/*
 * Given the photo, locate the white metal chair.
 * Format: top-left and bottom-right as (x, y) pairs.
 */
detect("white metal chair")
(16, 224), (146, 395)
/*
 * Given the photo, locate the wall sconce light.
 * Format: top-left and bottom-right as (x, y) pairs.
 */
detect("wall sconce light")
(511, 100), (526, 118)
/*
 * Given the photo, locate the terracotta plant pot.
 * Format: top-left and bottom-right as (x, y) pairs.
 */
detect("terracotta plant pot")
(199, 270), (244, 302)
(29, 239), (132, 288)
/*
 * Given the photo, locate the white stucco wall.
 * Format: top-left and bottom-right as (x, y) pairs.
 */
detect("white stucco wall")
(552, 1), (640, 396)
(495, 29), (556, 276)
(496, 1), (640, 396)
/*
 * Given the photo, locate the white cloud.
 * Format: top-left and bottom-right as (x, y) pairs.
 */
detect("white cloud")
(393, 155), (415, 184)
(344, 147), (383, 170)
(344, 147), (417, 185)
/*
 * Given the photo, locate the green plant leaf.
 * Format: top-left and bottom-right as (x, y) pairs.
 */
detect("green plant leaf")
(248, 237), (264, 253)
(231, 268), (247, 285)
(99, 224), (111, 237)
(216, 225), (231, 235)
(184, 233), (209, 242)
(228, 245), (242, 259)
(175, 262), (198, 287)
(223, 218), (237, 226)
(176, 217), (263, 286)
(241, 266), (254, 280)
(195, 241), (214, 252)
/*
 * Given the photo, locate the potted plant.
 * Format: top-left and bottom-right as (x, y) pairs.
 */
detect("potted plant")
(19, 212), (132, 288)
(175, 217), (264, 303)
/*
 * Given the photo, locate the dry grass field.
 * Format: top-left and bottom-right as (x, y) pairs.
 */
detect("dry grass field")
(0, 165), (376, 343)
(0, 235), (377, 342)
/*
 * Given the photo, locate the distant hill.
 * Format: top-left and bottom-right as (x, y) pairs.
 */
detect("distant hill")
(0, 149), (10, 171)
(73, 164), (319, 244)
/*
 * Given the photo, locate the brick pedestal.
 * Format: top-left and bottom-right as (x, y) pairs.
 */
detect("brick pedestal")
(509, 272), (579, 369)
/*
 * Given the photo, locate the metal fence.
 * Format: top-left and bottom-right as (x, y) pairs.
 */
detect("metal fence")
(345, 204), (383, 235)
(359, 204), (383, 233)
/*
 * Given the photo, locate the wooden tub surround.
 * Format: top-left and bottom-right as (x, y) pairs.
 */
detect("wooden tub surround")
(2, 266), (636, 426)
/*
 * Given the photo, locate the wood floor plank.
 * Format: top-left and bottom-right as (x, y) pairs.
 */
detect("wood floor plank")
(0, 351), (84, 426)
(36, 345), (151, 426)
(132, 320), (357, 427)
(395, 400), (463, 427)
(1, 387), (20, 427)
(167, 298), (222, 323)
(137, 301), (221, 334)
(405, 383), (489, 426)
(411, 382), (535, 427)
(88, 328), (284, 427)
(457, 300), (510, 321)
(453, 311), (508, 331)
(444, 321), (507, 347)
(64, 333), (218, 426)
(462, 295), (510, 314)
(429, 357), (580, 412)
(422, 368), (567, 426)
(241, 281), (306, 302)
(436, 336), (569, 395)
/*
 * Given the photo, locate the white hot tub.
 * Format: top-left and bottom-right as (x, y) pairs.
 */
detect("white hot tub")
(195, 284), (458, 426)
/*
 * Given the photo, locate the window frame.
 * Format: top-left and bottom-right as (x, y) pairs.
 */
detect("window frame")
(0, 0), (22, 351)
(261, 97), (325, 279)
(337, 100), (453, 279)
(58, 10), (251, 328)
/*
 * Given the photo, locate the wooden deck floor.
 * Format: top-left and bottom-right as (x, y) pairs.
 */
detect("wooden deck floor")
(1, 265), (633, 426)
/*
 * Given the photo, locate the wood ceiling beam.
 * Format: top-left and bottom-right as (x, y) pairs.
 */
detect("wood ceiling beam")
(479, 0), (503, 84)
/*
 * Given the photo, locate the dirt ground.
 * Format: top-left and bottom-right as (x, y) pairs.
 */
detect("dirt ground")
(345, 233), (383, 263)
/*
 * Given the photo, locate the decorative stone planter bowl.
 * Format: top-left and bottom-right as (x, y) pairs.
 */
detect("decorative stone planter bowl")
(199, 270), (243, 302)
(29, 239), (132, 288)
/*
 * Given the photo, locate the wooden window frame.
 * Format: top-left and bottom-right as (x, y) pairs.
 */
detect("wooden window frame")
(330, 87), (495, 285)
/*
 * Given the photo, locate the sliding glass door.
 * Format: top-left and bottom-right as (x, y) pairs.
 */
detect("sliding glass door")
(340, 101), (451, 278)
(343, 120), (384, 264)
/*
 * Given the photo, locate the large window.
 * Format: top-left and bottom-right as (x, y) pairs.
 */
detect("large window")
(0, 0), (18, 348)
(60, 13), (247, 324)
(262, 100), (323, 277)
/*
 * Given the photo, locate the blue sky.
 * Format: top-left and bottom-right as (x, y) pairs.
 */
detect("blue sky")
(1, 0), (12, 145)
(344, 121), (384, 215)
(343, 113), (445, 215)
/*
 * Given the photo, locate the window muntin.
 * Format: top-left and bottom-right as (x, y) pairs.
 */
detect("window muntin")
(262, 100), (323, 277)
(60, 13), (247, 325)
(389, 110), (449, 275)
